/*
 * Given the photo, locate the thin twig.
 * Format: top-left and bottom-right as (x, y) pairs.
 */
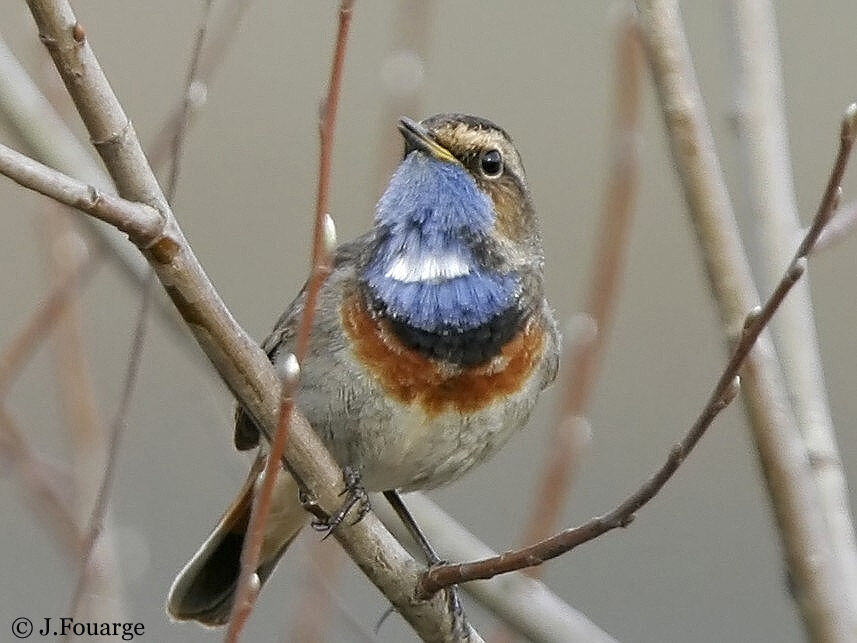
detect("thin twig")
(0, 251), (99, 398)
(165, 0), (214, 203)
(814, 199), (857, 253)
(373, 493), (618, 643)
(0, 408), (82, 558)
(146, 0), (254, 169)
(418, 104), (857, 601)
(64, 276), (154, 631)
(225, 1), (355, 638)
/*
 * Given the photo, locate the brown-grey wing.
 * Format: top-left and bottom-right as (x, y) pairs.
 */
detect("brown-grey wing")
(233, 288), (305, 450)
(232, 232), (373, 451)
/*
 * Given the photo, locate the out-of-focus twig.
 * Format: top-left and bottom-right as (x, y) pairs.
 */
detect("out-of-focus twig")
(520, 8), (643, 554)
(65, 0), (213, 629)
(41, 205), (126, 629)
(726, 0), (857, 610)
(372, 0), (432, 194)
(636, 0), (856, 638)
(63, 273), (153, 631)
(146, 0), (254, 170)
(0, 249), (99, 399)
(0, 408), (82, 558)
(288, 543), (357, 643)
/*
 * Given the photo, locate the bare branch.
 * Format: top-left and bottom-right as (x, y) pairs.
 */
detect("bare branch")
(0, 142), (163, 246)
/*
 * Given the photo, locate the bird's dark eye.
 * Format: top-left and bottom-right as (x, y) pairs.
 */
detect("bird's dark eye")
(479, 149), (503, 178)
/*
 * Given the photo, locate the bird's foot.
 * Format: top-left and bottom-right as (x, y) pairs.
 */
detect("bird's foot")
(310, 465), (370, 538)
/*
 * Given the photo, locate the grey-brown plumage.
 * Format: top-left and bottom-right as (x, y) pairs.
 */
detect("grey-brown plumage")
(167, 114), (560, 626)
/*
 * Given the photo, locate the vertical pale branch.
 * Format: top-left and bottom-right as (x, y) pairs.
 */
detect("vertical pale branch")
(726, 0), (857, 606)
(635, 0), (855, 639)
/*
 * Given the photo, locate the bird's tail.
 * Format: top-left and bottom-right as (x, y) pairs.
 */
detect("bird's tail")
(166, 456), (306, 627)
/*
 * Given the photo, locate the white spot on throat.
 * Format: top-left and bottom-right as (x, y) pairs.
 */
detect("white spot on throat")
(385, 252), (471, 283)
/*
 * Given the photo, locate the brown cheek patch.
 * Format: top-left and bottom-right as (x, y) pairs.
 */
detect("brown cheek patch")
(490, 181), (527, 242)
(342, 295), (543, 417)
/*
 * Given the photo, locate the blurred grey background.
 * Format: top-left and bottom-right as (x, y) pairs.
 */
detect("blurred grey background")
(2, 1), (857, 641)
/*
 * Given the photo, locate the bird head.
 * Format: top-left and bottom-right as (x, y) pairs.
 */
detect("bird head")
(363, 114), (544, 344)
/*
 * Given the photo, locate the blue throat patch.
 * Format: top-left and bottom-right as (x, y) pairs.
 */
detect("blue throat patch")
(365, 153), (519, 332)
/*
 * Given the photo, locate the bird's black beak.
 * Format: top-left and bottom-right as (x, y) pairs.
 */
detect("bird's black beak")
(397, 117), (457, 164)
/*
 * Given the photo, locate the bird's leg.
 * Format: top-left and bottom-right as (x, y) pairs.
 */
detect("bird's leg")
(382, 490), (468, 639)
(310, 465), (370, 538)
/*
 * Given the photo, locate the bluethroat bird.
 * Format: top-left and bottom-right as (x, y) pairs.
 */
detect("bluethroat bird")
(167, 113), (560, 626)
